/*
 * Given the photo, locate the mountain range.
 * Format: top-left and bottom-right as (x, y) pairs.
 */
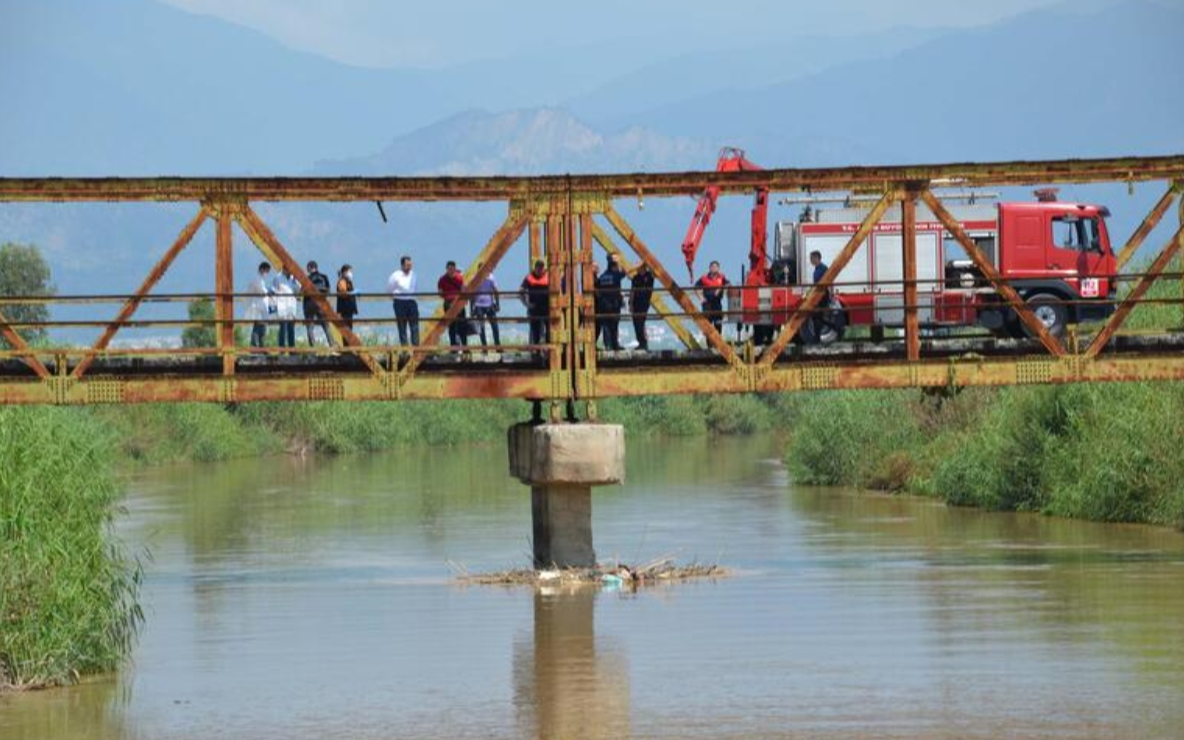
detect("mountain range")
(0, 0), (1181, 337)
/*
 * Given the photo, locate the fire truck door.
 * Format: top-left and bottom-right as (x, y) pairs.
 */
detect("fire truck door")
(1049, 215), (1104, 297)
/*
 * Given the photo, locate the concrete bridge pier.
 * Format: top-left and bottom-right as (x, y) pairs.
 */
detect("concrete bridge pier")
(508, 422), (625, 569)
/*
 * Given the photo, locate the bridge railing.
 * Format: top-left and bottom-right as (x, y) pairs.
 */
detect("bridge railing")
(1, 157), (1182, 408)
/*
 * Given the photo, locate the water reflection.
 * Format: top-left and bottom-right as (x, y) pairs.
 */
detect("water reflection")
(514, 590), (630, 740)
(0, 677), (130, 740)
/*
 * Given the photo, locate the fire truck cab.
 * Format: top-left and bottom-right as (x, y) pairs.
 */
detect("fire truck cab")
(753, 193), (1117, 341)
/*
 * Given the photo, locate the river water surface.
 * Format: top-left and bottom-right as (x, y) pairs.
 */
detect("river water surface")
(2, 436), (1184, 739)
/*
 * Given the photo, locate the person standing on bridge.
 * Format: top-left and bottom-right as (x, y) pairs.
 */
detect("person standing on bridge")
(246, 262), (274, 348)
(336, 264), (358, 331)
(809, 250), (832, 340)
(520, 260), (550, 348)
(437, 260), (468, 348)
(595, 256), (626, 351)
(695, 260), (730, 337)
(388, 255), (419, 346)
(629, 262), (655, 351)
(303, 260), (334, 347)
(471, 265), (501, 348)
(272, 266), (299, 350)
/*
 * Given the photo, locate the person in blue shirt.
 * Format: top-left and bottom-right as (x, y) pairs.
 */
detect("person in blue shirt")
(808, 250), (831, 340)
(809, 250), (829, 293)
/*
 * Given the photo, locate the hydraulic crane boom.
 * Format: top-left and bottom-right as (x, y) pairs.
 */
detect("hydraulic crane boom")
(680, 147), (767, 281)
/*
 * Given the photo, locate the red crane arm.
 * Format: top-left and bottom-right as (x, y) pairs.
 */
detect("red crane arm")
(681, 147), (765, 281)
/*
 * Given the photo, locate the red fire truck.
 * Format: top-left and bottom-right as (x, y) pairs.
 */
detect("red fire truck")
(757, 194), (1117, 343)
(681, 149), (1118, 344)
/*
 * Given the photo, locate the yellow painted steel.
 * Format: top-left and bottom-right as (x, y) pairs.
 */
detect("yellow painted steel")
(4, 158), (1184, 406)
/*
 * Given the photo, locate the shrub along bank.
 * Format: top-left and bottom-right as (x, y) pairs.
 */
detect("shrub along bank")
(783, 382), (1184, 528)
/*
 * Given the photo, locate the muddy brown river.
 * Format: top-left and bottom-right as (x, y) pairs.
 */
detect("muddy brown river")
(2, 435), (1183, 739)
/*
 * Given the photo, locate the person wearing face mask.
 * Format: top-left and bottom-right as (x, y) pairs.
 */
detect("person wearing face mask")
(271, 267), (298, 349)
(246, 262), (274, 348)
(336, 264), (358, 331)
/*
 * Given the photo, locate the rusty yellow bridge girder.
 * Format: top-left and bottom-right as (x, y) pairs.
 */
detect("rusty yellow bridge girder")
(1, 154), (1183, 202)
(2, 154), (1184, 407)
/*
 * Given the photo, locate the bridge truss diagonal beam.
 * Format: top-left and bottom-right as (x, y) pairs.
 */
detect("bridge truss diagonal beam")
(72, 206), (209, 379)
(921, 190), (1067, 357)
(1086, 224), (1184, 358)
(590, 222), (699, 351)
(1115, 184), (1179, 270)
(603, 206), (741, 369)
(399, 213), (530, 381)
(0, 306), (51, 379)
(759, 188), (899, 367)
(235, 203), (384, 378)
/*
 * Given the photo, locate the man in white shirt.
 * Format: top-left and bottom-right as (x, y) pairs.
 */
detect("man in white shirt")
(246, 262), (273, 348)
(387, 255), (419, 345)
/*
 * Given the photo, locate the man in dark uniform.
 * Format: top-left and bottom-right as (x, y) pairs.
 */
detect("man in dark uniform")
(595, 256), (626, 351)
(303, 260), (334, 346)
(629, 263), (655, 350)
(809, 250), (831, 341)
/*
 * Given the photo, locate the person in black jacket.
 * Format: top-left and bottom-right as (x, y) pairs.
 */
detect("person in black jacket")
(595, 256), (626, 351)
(304, 260), (334, 346)
(629, 263), (655, 350)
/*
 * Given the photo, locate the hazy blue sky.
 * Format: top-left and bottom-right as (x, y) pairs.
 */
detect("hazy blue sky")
(155, 0), (1083, 68)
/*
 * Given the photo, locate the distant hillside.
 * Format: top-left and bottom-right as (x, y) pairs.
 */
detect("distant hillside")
(314, 108), (710, 175)
(630, 1), (1184, 164)
(566, 26), (947, 130)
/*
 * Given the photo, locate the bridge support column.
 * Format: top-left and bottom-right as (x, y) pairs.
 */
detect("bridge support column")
(508, 422), (625, 569)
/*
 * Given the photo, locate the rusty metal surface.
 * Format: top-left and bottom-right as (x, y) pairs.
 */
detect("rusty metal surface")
(9, 349), (1184, 406)
(1086, 225), (1184, 357)
(3, 158), (1184, 406)
(760, 189), (898, 365)
(1115, 185), (1178, 270)
(922, 190), (1067, 356)
(604, 206), (743, 369)
(901, 191), (920, 362)
(3, 155), (1183, 203)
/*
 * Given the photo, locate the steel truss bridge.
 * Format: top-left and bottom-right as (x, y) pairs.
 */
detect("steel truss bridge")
(1, 155), (1183, 416)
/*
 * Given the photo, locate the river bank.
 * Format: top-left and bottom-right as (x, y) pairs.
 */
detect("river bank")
(86, 394), (796, 466)
(783, 382), (1184, 528)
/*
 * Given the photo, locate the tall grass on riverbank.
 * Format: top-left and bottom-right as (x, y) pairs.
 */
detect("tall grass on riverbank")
(86, 394), (794, 466)
(0, 408), (142, 689)
(784, 383), (1184, 528)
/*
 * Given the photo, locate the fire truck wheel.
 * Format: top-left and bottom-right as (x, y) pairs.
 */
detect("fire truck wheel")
(1020, 293), (1067, 339)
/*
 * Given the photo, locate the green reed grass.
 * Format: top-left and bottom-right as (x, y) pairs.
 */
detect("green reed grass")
(784, 383), (1184, 527)
(0, 408), (143, 689)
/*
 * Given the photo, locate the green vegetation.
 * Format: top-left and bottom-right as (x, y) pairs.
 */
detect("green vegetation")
(0, 242), (55, 345)
(86, 394), (794, 466)
(181, 297), (248, 348)
(0, 408), (142, 689)
(784, 383), (1184, 528)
